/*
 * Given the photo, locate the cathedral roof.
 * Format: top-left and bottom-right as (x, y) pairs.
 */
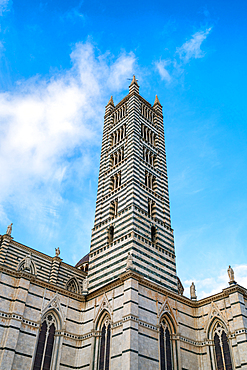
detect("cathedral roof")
(75, 253), (89, 268)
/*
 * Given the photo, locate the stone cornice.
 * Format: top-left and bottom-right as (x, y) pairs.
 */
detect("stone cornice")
(86, 269), (247, 309)
(196, 283), (247, 306)
(6, 239), (86, 277)
(0, 265), (86, 302)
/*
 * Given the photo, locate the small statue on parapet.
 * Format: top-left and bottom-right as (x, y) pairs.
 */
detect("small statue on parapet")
(55, 247), (60, 257)
(190, 282), (197, 300)
(227, 265), (236, 285)
(6, 223), (13, 236)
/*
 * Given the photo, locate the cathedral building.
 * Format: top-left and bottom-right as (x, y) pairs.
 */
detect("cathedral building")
(0, 76), (247, 370)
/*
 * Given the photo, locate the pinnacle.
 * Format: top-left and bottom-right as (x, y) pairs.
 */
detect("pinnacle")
(107, 96), (114, 106)
(130, 75), (139, 86)
(153, 95), (161, 106)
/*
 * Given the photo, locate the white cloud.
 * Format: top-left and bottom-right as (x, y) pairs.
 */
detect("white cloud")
(0, 42), (136, 229)
(155, 60), (172, 83)
(183, 264), (247, 299)
(0, 0), (10, 16)
(155, 26), (212, 81)
(177, 27), (212, 63)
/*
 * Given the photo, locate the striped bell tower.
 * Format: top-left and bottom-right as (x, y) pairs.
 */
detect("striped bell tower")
(88, 76), (178, 294)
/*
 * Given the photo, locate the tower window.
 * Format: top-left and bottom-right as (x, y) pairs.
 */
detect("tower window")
(110, 199), (118, 217)
(111, 172), (121, 190)
(111, 147), (124, 167)
(145, 171), (155, 190)
(143, 147), (155, 166)
(108, 226), (114, 244)
(151, 226), (156, 243)
(148, 199), (155, 217)
(111, 124), (126, 146)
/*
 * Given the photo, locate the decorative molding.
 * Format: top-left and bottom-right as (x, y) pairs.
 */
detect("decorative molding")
(158, 297), (178, 328)
(205, 301), (228, 337)
(93, 293), (113, 330)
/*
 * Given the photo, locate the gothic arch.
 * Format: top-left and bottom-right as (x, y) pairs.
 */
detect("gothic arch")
(94, 293), (113, 329)
(41, 294), (64, 329)
(96, 309), (112, 331)
(159, 313), (178, 370)
(65, 276), (81, 294)
(95, 310), (112, 370)
(206, 302), (228, 339)
(17, 255), (37, 276)
(208, 318), (229, 341)
(158, 299), (178, 331)
(32, 309), (63, 370)
(208, 319), (234, 370)
(159, 312), (176, 336)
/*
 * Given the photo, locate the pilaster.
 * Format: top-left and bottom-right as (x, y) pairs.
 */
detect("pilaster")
(122, 278), (139, 370)
(49, 256), (62, 284)
(0, 234), (13, 265)
(0, 277), (31, 370)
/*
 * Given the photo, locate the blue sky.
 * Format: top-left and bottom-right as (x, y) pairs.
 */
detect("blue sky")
(0, 0), (247, 298)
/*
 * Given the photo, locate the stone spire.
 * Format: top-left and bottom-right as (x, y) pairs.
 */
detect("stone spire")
(105, 95), (115, 115)
(129, 75), (139, 94)
(154, 95), (161, 106)
(153, 95), (162, 114)
(107, 96), (114, 106)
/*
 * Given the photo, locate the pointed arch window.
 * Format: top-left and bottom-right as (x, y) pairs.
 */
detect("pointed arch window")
(213, 323), (233, 370)
(33, 314), (56, 370)
(98, 318), (111, 370)
(159, 319), (173, 370)
(65, 277), (80, 294)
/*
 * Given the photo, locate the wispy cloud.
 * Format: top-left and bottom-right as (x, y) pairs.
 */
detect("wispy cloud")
(60, 1), (85, 22)
(177, 27), (212, 63)
(155, 26), (213, 83)
(0, 42), (135, 229)
(0, 0), (10, 16)
(155, 60), (172, 83)
(183, 264), (247, 299)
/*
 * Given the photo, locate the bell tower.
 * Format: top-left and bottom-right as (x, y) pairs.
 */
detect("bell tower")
(88, 76), (178, 294)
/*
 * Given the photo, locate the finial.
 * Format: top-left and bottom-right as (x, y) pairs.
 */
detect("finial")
(153, 95), (161, 106)
(107, 96), (114, 106)
(130, 75), (139, 86)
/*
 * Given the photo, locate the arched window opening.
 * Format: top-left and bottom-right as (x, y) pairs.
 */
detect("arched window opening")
(213, 323), (233, 370)
(98, 319), (111, 370)
(66, 278), (79, 294)
(151, 226), (156, 243)
(159, 319), (173, 370)
(108, 226), (114, 244)
(110, 199), (118, 218)
(33, 314), (56, 370)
